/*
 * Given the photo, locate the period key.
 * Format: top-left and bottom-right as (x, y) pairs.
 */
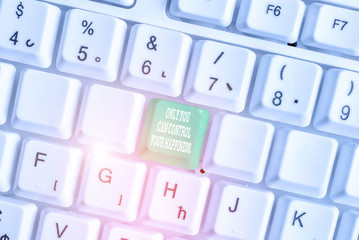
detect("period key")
(139, 99), (209, 169)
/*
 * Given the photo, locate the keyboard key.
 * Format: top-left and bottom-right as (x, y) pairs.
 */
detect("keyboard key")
(102, 223), (164, 240)
(314, 69), (359, 138)
(77, 154), (147, 222)
(0, 196), (37, 240)
(0, 0), (60, 67)
(336, 211), (359, 240)
(100, 0), (135, 7)
(121, 24), (192, 97)
(236, 0), (305, 43)
(139, 99), (209, 169)
(36, 208), (100, 240)
(0, 63), (16, 125)
(249, 54), (322, 127)
(183, 40), (255, 112)
(301, 3), (359, 56)
(11, 69), (82, 139)
(202, 113), (274, 183)
(0, 131), (20, 192)
(265, 128), (338, 198)
(330, 143), (359, 207)
(76, 84), (145, 154)
(318, 0), (359, 10)
(14, 138), (83, 207)
(57, 9), (127, 82)
(203, 181), (274, 240)
(169, 0), (236, 27)
(268, 196), (338, 240)
(141, 166), (210, 235)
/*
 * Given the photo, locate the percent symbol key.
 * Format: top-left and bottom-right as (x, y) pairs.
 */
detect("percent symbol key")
(56, 9), (127, 82)
(82, 20), (94, 35)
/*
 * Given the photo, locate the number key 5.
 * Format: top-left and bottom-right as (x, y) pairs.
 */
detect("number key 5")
(56, 9), (127, 82)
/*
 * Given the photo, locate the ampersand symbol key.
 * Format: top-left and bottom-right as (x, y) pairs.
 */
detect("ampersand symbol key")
(146, 35), (157, 51)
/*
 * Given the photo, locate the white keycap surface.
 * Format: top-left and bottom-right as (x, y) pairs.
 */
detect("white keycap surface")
(170, 0), (236, 27)
(102, 223), (164, 240)
(0, 0), (60, 67)
(76, 84), (145, 154)
(11, 69), (82, 139)
(36, 208), (100, 240)
(121, 24), (192, 97)
(236, 0), (305, 43)
(336, 210), (359, 240)
(314, 69), (359, 138)
(301, 3), (359, 56)
(57, 9), (127, 82)
(318, 0), (359, 9)
(101, 0), (135, 7)
(141, 166), (210, 235)
(77, 154), (147, 222)
(202, 113), (274, 183)
(204, 181), (274, 240)
(0, 196), (37, 240)
(268, 196), (338, 240)
(14, 138), (83, 207)
(330, 143), (359, 207)
(265, 128), (338, 198)
(249, 54), (322, 127)
(0, 63), (16, 125)
(0, 131), (20, 192)
(183, 40), (255, 112)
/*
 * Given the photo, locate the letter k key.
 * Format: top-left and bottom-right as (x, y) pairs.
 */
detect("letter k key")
(292, 211), (306, 227)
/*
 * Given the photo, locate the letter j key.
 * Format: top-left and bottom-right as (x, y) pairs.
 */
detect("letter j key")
(203, 181), (274, 240)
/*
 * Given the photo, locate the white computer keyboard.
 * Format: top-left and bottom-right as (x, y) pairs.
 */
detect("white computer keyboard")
(1, 0), (359, 239)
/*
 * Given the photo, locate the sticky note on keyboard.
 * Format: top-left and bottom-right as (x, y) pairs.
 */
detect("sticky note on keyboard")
(139, 99), (209, 169)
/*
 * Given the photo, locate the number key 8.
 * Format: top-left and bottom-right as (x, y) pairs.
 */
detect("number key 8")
(249, 54), (322, 127)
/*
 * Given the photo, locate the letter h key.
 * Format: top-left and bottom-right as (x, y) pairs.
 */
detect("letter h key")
(140, 166), (210, 236)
